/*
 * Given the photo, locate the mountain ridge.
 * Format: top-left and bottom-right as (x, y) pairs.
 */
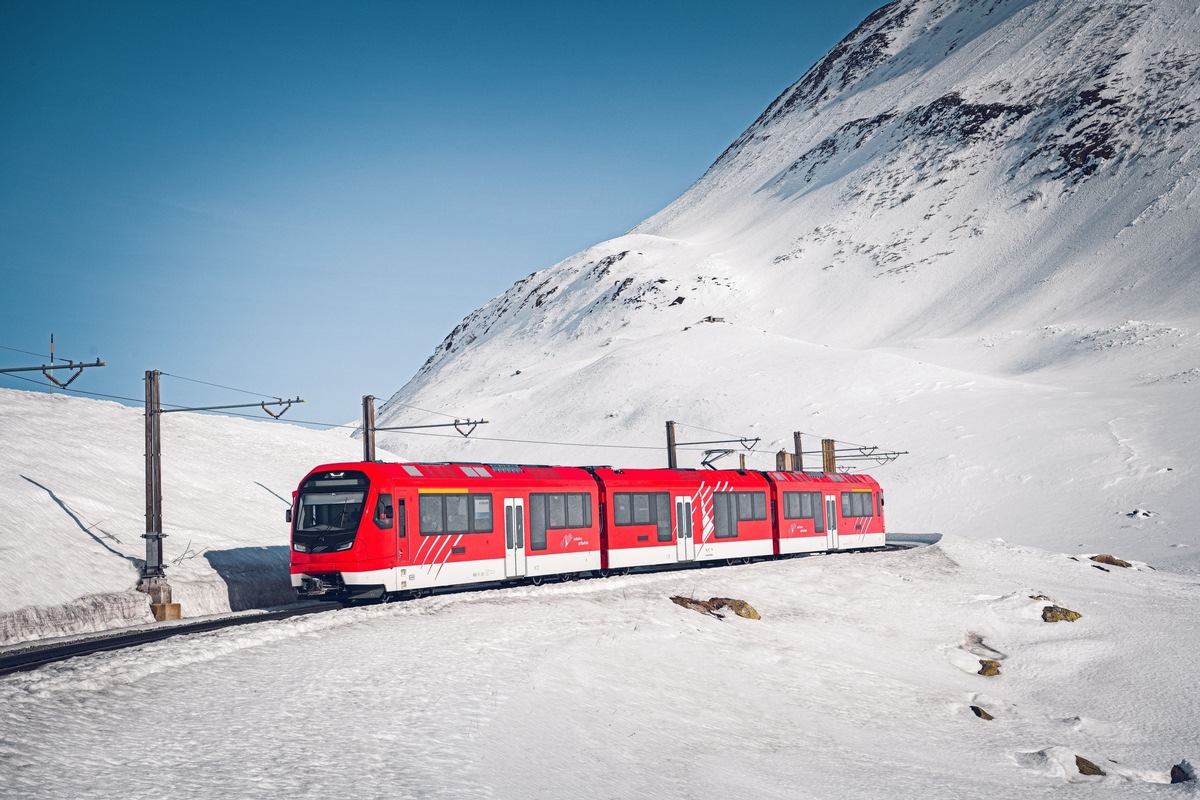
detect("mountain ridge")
(376, 0), (1199, 572)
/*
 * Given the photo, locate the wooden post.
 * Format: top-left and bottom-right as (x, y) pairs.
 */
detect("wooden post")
(666, 420), (678, 469)
(822, 438), (837, 473)
(739, 453), (746, 470)
(362, 395), (376, 462)
(794, 431), (804, 472)
(139, 370), (179, 621)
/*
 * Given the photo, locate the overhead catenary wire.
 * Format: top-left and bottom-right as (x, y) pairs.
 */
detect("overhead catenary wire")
(375, 395), (473, 422)
(160, 372), (285, 401)
(0, 343), (52, 359)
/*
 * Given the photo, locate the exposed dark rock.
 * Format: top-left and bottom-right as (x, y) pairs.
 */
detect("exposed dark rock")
(1042, 605), (1082, 623)
(1029, 594), (1051, 601)
(670, 596), (761, 620)
(1076, 755), (1106, 776)
(978, 659), (1001, 677)
(1171, 760), (1196, 783)
(669, 296), (685, 306)
(969, 705), (994, 720)
(1091, 554), (1132, 568)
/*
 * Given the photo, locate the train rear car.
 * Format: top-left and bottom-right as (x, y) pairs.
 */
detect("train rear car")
(765, 471), (885, 554)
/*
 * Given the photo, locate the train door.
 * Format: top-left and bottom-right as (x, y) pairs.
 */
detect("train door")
(825, 494), (840, 551)
(674, 497), (695, 561)
(504, 497), (526, 578)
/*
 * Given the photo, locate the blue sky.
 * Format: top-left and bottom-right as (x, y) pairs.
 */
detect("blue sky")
(1, 0), (883, 427)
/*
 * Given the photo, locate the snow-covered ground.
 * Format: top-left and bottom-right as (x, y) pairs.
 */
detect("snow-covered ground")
(1, 537), (1196, 798)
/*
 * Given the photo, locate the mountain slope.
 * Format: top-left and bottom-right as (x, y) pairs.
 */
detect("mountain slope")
(376, 0), (1200, 572)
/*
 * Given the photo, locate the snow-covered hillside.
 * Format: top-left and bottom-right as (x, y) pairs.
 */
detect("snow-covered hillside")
(375, 0), (1200, 573)
(0, 389), (371, 644)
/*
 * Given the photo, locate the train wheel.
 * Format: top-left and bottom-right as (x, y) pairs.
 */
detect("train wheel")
(530, 575), (545, 586)
(595, 569), (611, 578)
(559, 572), (576, 582)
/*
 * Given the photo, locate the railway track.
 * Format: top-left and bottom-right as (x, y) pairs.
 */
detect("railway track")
(1, 533), (940, 677)
(0, 603), (336, 678)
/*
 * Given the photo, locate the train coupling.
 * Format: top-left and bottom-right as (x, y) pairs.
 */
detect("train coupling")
(299, 575), (339, 597)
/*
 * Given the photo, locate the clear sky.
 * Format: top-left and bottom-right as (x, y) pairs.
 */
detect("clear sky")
(1, 0), (883, 428)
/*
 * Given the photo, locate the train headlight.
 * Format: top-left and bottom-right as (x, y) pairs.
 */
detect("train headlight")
(334, 541), (353, 552)
(293, 543), (309, 553)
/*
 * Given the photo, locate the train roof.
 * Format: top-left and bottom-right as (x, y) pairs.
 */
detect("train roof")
(301, 461), (881, 488)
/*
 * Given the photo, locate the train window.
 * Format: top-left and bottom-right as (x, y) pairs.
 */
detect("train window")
(397, 499), (406, 538)
(614, 494), (631, 525)
(548, 494), (567, 528)
(529, 495), (547, 551)
(784, 491), (825, 531)
(614, 492), (669, 539)
(419, 496), (443, 534)
(840, 492), (873, 518)
(783, 492), (801, 518)
(566, 494), (586, 528)
(528, 493), (595, 551)
(473, 495), (493, 531)
(714, 493), (736, 538)
(732, 491), (767, 521)
(419, 493), (493, 535)
(632, 494), (651, 525)
(655, 494), (671, 542)
(373, 493), (394, 530)
(446, 496), (469, 533)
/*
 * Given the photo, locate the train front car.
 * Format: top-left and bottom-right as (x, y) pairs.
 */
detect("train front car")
(290, 463), (396, 602)
(289, 461), (603, 601)
(765, 471), (886, 554)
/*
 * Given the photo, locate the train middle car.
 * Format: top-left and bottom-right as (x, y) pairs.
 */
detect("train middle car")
(289, 461), (886, 602)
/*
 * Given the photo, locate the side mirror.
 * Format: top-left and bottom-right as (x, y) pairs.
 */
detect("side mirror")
(285, 509), (293, 523)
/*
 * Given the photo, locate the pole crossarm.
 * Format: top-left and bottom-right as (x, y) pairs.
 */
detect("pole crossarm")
(159, 397), (303, 416)
(374, 419), (490, 438)
(0, 359), (106, 389)
(677, 436), (760, 451)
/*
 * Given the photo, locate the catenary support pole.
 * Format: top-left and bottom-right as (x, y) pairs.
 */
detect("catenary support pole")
(822, 438), (837, 473)
(666, 420), (678, 469)
(139, 370), (179, 620)
(794, 431), (804, 472)
(362, 395), (376, 462)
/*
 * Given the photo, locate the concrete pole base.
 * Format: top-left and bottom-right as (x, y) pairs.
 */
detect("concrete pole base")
(150, 603), (182, 621)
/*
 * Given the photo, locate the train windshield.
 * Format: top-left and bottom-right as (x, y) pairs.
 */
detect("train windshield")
(295, 470), (368, 539)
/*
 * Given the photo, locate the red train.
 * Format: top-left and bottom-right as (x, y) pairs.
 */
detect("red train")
(289, 461), (886, 602)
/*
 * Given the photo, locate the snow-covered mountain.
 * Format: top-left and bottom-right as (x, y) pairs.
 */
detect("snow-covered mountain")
(376, 0), (1200, 571)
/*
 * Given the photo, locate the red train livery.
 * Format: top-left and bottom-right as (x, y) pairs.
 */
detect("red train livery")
(289, 461), (886, 602)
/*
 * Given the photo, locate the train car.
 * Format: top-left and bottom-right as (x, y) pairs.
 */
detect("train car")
(289, 461), (601, 601)
(589, 468), (776, 570)
(764, 470), (885, 554)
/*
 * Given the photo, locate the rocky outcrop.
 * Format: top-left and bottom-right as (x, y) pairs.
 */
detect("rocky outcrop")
(1042, 605), (1082, 623)
(670, 596), (761, 620)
